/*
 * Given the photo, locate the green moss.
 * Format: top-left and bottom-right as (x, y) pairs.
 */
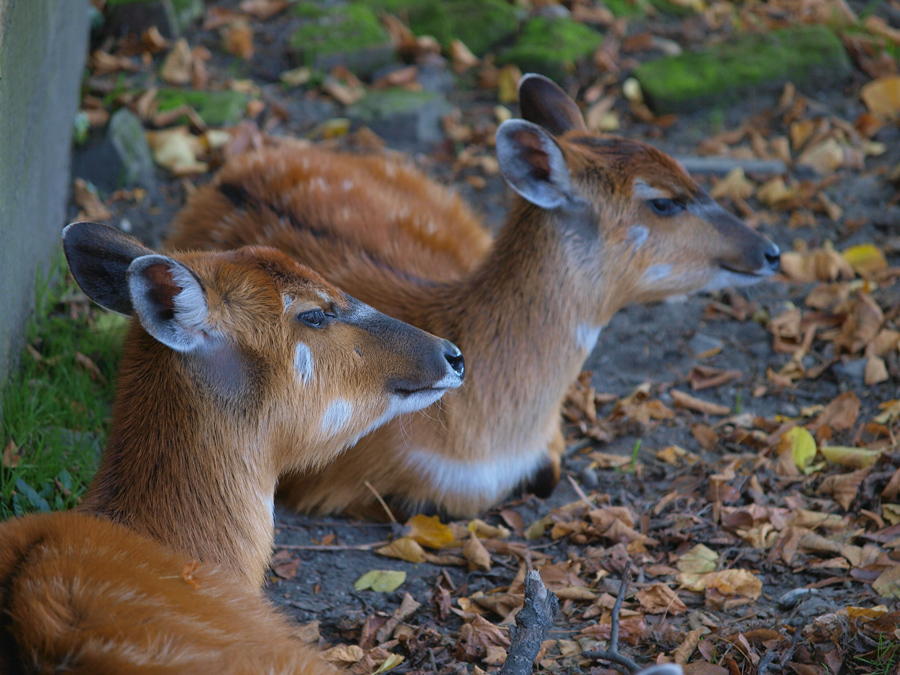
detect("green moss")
(365, 0), (522, 56)
(289, 4), (394, 75)
(155, 88), (249, 127)
(602, 0), (649, 18)
(635, 26), (851, 114)
(2, 254), (124, 519)
(347, 88), (441, 120)
(497, 17), (601, 82)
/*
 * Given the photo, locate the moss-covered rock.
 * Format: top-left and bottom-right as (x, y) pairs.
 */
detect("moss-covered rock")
(347, 88), (451, 143)
(289, 4), (394, 77)
(365, 0), (522, 56)
(155, 89), (249, 127)
(635, 26), (851, 114)
(497, 17), (602, 82)
(105, 0), (202, 36)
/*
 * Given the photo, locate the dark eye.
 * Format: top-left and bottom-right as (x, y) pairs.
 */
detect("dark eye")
(299, 309), (327, 328)
(649, 198), (684, 216)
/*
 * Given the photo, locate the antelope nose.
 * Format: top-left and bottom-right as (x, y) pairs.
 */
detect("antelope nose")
(442, 340), (465, 380)
(763, 241), (781, 272)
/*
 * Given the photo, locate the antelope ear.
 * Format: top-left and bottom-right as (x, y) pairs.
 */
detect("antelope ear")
(496, 119), (578, 210)
(127, 255), (210, 353)
(518, 73), (587, 136)
(63, 221), (155, 315)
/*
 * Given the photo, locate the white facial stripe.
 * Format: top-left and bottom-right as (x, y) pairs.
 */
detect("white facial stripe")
(643, 264), (673, 284)
(321, 398), (354, 436)
(627, 225), (648, 250)
(633, 179), (668, 200)
(576, 324), (602, 353)
(294, 343), (314, 383)
(282, 295), (294, 311)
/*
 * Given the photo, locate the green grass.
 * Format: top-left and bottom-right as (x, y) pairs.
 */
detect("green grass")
(0, 253), (126, 520)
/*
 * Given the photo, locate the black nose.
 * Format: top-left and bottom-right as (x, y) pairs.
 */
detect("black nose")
(443, 340), (465, 380)
(764, 241), (780, 272)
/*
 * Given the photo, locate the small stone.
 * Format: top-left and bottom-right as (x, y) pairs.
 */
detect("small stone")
(347, 88), (451, 144)
(579, 466), (599, 489)
(832, 358), (867, 383)
(781, 403), (800, 417)
(688, 333), (724, 357)
(108, 109), (156, 190)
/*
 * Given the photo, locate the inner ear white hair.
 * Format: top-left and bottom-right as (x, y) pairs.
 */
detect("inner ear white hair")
(496, 119), (580, 210)
(128, 255), (210, 353)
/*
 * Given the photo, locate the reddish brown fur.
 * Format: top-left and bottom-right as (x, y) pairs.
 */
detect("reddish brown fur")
(166, 85), (776, 518)
(0, 229), (461, 672)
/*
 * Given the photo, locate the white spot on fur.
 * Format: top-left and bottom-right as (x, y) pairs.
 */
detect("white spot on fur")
(341, 179), (353, 190)
(294, 343), (314, 383)
(407, 446), (549, 503)
(643, 264), (673, 284)
(282, 295), (294, 311)
(627, 225), (648, 250)
(633, 179), (667, 200)
(321, 399), (353, 436)
(576, 324), (602, 352)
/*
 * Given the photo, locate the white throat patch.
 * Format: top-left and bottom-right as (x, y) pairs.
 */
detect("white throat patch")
(321, 398), (354, 436)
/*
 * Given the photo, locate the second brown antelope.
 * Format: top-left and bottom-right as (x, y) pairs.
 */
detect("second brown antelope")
(167, 74), (780, 518)
(0, 222), (463, 673)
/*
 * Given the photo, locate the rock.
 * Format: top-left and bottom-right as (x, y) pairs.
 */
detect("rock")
(497, 17), (602, 83)
(154, 88), (249, 127)
(635, 26), (851, 114)
(347, 88), (451, 144)
(832, 358), (867, 383)
(108, 109), (156, 191)
(781, 403), (799, 417)
(579, 466), (599, 490)
(105, 0), (203, 38)
(688, 333), (724, 357)
(289, 4), (395, 77)
(367, 0), (522, 56)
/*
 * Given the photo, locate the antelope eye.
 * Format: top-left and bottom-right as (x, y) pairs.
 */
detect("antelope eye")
(648, 198), (684, 216)
(299, 309), (327, 328)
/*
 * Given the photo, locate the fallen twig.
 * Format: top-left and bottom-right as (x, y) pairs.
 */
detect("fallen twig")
(582, 561), (641, 674)
(673, 156), (788, 176)
(276, 541), (388, 551)
(499, 570), (560, 675)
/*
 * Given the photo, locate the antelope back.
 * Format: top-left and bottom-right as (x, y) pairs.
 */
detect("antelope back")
(496, 74), (780, 308)
(63, 221), (464, 474)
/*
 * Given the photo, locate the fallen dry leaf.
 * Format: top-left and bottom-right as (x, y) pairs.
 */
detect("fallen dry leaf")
(842, 243), (888, 276)
(670, 389), (731, 416)
(160, 39), (193, 85)
(222, 20), (254, 59)
(861, 75), (900, 120)
(636, 583), (687, 615)
(406, 514), (455, 548)
(820, 445), (882, 469)
(270, 549), (301, 579)
(146, 127), (208, 175)
(376, 537), (427, 564)
(818, 467), (871, 510)
(463, 534), (491, 572)
(73, 178), (113, 221)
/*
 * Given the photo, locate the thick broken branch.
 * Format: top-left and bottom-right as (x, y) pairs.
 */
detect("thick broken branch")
(499, 570), (559, 675)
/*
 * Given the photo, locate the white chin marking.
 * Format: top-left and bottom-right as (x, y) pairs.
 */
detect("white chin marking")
(294, 342), (314, 383)
(643, 263), (673, 284)
(321, 398), (353, 436)
(701, 269), (768, 293)
(406, 446), (549, 503)
(576, 324), (602, 352)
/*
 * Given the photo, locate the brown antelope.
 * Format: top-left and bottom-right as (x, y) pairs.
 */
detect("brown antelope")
(166, 74), (780, 519)
(0, 221), (463, 673)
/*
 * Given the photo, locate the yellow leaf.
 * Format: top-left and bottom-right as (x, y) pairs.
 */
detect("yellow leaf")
(842, 243), (888, 276)
(468, 519), (510, 539)
(780, 427), (817, 473)
(883, 504), (900, 525)
(463, 534), (492, 572)
(373, 654), (405, 674)
(376, 537), (427, 563)
(846, 605), (889, 619)
(406, 514), (455, 549)
(861, 75), (900, 120)
(676, 544), (718, 575)
(324, 644), (366, 663)
(354, 570), (407, 592)
(820, 445), (882, 469)
(872, 565), (900, 598)
(498, 65), (522, 104)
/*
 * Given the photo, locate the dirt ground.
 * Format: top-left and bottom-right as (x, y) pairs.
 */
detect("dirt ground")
(71, 1), (900, 674)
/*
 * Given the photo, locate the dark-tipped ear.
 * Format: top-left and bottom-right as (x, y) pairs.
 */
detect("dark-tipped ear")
(518, 73), (587, 136)
(496, 120), (579, 210)
(63, 221), (155, 315)
(128, 255), (210, 353)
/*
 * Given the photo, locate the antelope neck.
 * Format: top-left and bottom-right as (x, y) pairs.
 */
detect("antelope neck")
(78, 331), (278, 589)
